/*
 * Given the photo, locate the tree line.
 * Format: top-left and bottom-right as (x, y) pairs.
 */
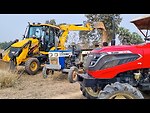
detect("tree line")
(0, 14), (144, 49)
(0, 41), (12, 49)
(79, 14), (144, 48)
(46, 14), (144, 48)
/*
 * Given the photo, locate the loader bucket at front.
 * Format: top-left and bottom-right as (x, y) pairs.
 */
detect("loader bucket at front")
(0, 59), (10, 70)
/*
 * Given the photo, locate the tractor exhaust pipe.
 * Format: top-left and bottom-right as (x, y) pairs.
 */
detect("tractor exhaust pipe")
(111, 16), (116, 46)
(3, 39), (19, 52)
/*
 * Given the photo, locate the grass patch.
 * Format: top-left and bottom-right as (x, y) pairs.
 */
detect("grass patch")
(0, 69), (18, 88)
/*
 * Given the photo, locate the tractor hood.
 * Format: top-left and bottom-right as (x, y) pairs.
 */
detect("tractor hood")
(11, 38), (39, 48)
(84, 44), (148, 79)
(84, 43), (150, 78)
(91, 44), (146, 55)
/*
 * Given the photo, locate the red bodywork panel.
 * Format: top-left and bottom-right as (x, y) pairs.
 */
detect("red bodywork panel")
(87, 43), (150, 79)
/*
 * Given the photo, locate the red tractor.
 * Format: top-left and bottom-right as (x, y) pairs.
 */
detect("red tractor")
(68, 15), (150, 99)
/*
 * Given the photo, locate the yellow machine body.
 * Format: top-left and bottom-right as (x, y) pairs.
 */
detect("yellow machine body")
(2, 38), (39, 65)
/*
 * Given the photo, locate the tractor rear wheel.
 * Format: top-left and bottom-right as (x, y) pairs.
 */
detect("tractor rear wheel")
(25, 58), (40, 75)
(98, 82), (144, 99)
(80, 83), (100, 99)
(68, 66), (78, 83)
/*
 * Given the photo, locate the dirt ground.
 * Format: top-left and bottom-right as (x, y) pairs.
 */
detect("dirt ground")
(0, 68), (150, 99)
(0, 70), (86, 99)
(0, 48), (85, 99)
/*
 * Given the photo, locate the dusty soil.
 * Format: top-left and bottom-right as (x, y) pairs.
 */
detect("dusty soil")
(0, 68), (150, 99)
(0, 48), (86, 99)
(0, 70), (86, 99)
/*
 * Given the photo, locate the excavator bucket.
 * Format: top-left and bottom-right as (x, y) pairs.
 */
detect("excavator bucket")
(0, 50), (9, 70)
(93, 22), (108, 45)
(0, 52), (15, 71)
(93, 22), (106, 31)
(0, 59), (17, 73)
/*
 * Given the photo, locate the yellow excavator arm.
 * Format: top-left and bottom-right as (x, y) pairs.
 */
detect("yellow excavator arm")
(58, 23), (93, 50)
(58, 22), (108, 50)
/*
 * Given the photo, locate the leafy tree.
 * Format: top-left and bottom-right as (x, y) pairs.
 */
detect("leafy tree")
(0, 41), (12, 49)
(49, 19), (56, 25)
(79, 14), (122, 47)
(117, 27), (144, 45)
(80, 14), (144, 47)
(45, 19), (56, 25)
(45, 20), (49, 24)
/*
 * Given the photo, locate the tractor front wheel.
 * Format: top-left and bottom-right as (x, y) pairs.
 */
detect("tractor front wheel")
(80, 83), (100, 99)
(25, 58), (40, 75)
(68, 66), (78, 83)
(98, 82), (144, 99)
(42, 66), (54, 78)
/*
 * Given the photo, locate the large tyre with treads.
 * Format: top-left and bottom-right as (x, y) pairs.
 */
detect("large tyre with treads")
(68, 66), (78, 83)
(80, 83), (100, 99)
(42, 66), (49, 79)
(25, 58), (40, 75)
(98, 82), (144, 99)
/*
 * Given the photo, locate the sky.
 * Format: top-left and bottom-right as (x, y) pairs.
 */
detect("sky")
(0, 14), (148, 42)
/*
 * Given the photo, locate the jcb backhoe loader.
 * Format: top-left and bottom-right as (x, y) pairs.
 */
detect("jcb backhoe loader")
(0, 22), (61, 75)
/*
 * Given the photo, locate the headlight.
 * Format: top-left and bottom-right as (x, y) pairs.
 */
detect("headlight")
(90, 61), (96, 66)
(11, 51), (15, 54)
(84, 53), (103, 69)
(89, 54), (103, 67)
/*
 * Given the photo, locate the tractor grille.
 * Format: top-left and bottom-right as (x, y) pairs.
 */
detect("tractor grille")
(50, 57), (58, 65)
(117, 57), (138, 65)
(86, 53), (140, 71)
